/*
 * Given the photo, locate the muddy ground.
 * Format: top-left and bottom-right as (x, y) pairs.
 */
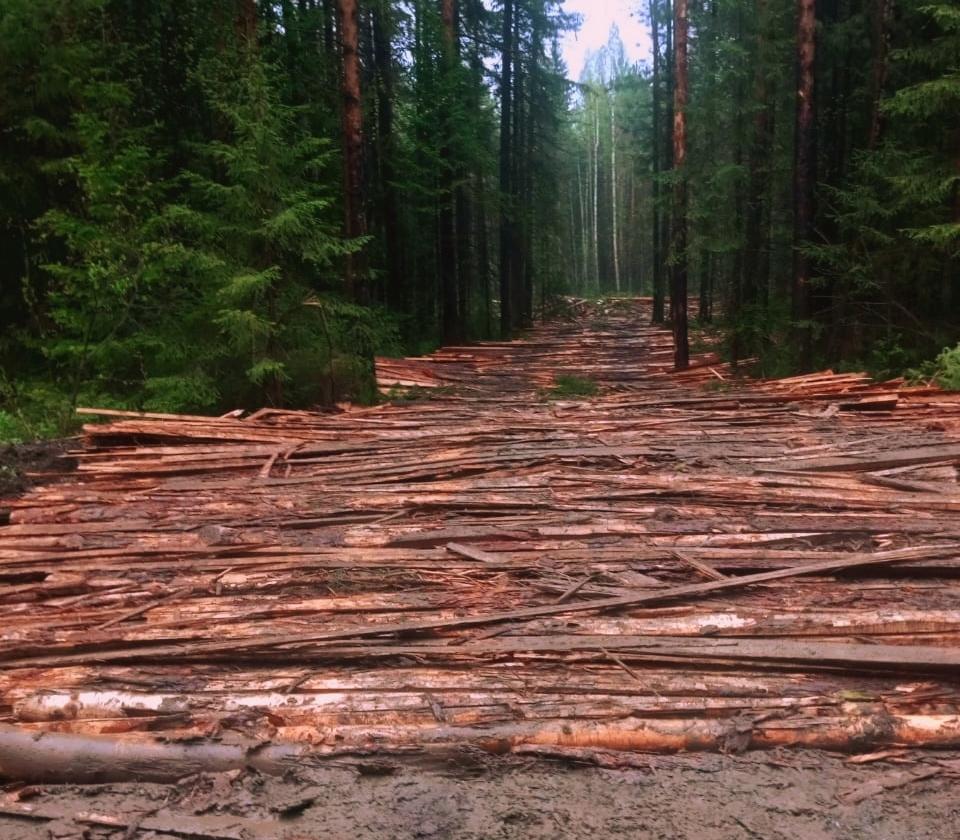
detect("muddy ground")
(0, 440), (76, 519)
(2, 749), (959, 839)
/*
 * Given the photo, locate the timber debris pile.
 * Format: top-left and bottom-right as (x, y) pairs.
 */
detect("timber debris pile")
(2, 298), (960, 780)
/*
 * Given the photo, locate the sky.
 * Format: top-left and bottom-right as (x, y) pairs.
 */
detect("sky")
(559, 0), (652, 81)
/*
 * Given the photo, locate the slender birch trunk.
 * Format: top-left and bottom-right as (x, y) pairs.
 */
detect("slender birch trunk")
(593, 101), (601, 289)
(611, 100), (621, 292)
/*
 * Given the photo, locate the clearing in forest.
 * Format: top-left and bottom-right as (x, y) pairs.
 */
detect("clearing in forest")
(2, 299), (960, 781)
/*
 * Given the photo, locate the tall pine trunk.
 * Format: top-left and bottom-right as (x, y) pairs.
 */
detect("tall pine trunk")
(593, 102), (601, 288)
(867, 0), (892, 148)
(498, 0), (514, 336)
(742, 0), (773, 329)
(698, 0), (718, 323)
(338, 0), (367, 303)
(671, 0), (690, 370)
(793, 0), (816, 369)
(511, 9), (526, 325)
(439, 0), (461, 343)
(730, 0), (746, 365)
(466, 0), (488, 334)
(650, 0), (665, 322)
(236, 0), (257, 43)
(372, 0), (403, 311)
(578, 156), (589, 289)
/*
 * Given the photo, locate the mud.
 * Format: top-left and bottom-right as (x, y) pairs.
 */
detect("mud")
(0, 439), (76, 512)
(2, 750), (958, 839)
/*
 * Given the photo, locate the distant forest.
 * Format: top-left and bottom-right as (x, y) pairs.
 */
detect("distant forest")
(1, 0), (958, 440)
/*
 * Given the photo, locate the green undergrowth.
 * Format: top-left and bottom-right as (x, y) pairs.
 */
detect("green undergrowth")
(382, 384), (457, 403)
(541, 374), (600, 399)
(0, 378), (81, 444)
(908, 342), (960, 389)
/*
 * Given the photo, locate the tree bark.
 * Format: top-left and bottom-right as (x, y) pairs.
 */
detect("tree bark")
(236, 0), (258, 43)
(372, 0), (403, 311)
(867, 0), (892, 149)
(519, 12), (539, 327)
(498, 0), (515, 336)
(729, 0), (746, 366)
(662, 0), (674, 318)
(511, 9), (527, 325)
(611, 100), (621, 292)
(455, 0), (475, 333)
(569, 182), (580, 288)
(593, 101), (601, 289)
(465, 0), (490, 334)
(698, 249), (713, 322)
(793, 0), (816, 369)
(578, 156), (589, 289)
(698, 0), (718, 323)
(671, 0), (690, 370)
(742, 0), (773, 328)
(338, 0), (367, 303)
(439, 0), (461, 343)
(0, 724), (303, 784)
(650, 0), (665, 322)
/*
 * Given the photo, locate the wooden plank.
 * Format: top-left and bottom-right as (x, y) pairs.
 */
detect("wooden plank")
(2, 544), (954, 668)
(781, 444), (960, 473)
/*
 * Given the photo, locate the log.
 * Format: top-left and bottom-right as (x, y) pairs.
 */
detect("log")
(1, 544), (955, 669)
(0, 723), (306, 783)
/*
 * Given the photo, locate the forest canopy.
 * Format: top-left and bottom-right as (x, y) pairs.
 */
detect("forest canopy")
(1, 0), (958, 442)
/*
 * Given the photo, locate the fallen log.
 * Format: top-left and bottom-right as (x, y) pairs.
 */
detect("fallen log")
(0, 724), (305, 783)
(3, 708), (959, 784)
(6, 298), (960, 765)
(5, 543), (949, 669)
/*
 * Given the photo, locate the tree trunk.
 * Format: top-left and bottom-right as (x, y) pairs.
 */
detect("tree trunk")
(663, 0), (674, 318)
(793, 0), (816, 369)
(698, 0), (718, 323)
(466, 0), (488, 335)
(611, 101), (621, 293)
(650, 0), (665, 322)
(498, 0), (514, 336)
(511, 9), (528, 326)
(628, 168), (638, 290)
(867, 0), (892, 149)
(593, 102), (601, 289)
(439, 0), (461, 344)
(521, 54), (536, 326)
(729, 0), (746, 365)
(236, 0), (258, 43)
(671, 0), (690, 370)
(372, 0), (403, 311)
(477, 175), (493, 336)
(742, 0), (773, 327)
(454, 0), (475, 333)
(456, 184), (474, 332)
(338, 0), (367, 303)
(569, 182), (580, 288)
(698, 249), (713, 322)
(323, 0), (336, 56)
(578, 156), (589, 290)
